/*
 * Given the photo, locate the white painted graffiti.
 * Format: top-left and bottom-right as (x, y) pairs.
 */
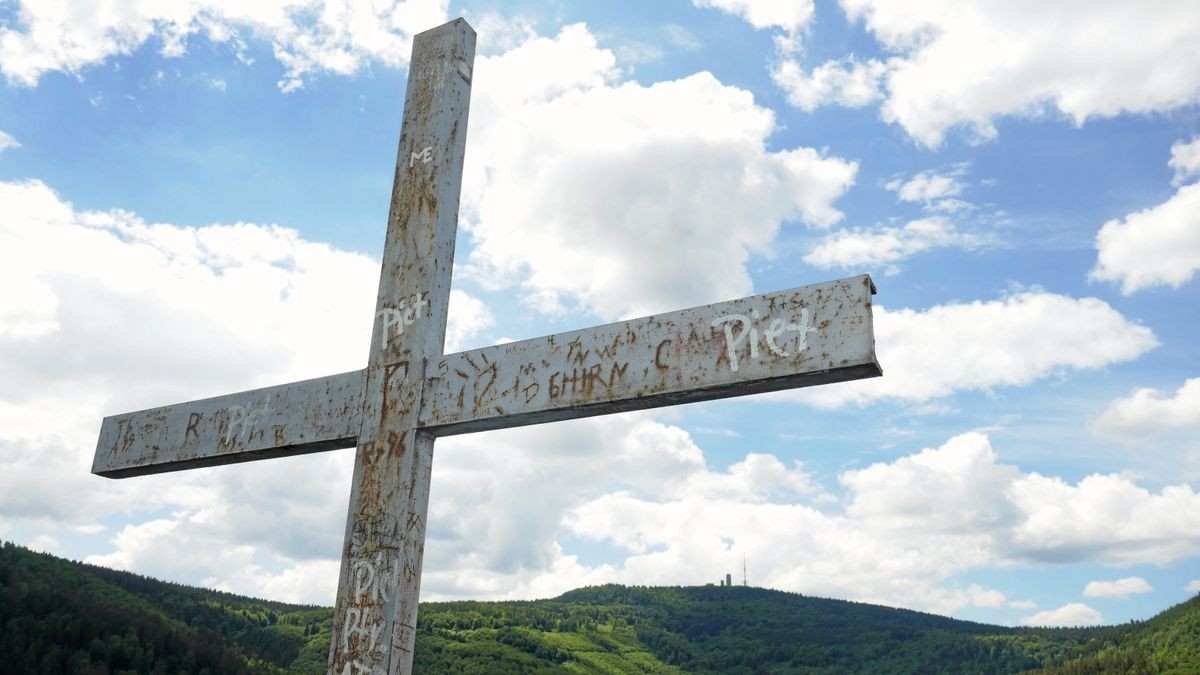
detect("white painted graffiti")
(339, 660), (385, 675)
(378, 293), (430, 349)
(711, 308), (816, 372)
(222, 398), (272, 444)
(340, 607), (385, 665)
(409, 145), (433, 167)
(352, 553), (394, 605)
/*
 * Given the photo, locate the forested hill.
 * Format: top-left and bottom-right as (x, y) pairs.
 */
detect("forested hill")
(2, 542), (1196, 673)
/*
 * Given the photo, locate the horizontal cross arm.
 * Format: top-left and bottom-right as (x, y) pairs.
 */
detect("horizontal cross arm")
(93, 276), (880, 477)
(92, 370), (365, 478)
(419, 274), (881, 436)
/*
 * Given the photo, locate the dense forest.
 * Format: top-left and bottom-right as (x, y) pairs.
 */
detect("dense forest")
(1, 541), (1196, 673)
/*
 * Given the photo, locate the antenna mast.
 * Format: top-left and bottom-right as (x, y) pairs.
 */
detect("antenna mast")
(743, 554), (748, 587)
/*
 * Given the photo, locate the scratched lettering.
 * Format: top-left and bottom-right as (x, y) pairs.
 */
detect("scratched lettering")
(394, 622), (416, 654)
(655, 339), (673, 370)
(184, 412), (202, 441)
(548, 361), (630, 399)
(352, 515), (401, 553)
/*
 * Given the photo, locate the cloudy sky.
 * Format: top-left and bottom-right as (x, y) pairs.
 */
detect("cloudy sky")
(2, 0), (1199, 629)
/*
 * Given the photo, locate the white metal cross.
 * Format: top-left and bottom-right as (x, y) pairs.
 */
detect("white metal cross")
(92, 18), (881, 675)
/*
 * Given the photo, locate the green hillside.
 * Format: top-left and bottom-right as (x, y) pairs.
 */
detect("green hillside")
(1029, 594), (1200, 674)
(1, 541), (1196, 673)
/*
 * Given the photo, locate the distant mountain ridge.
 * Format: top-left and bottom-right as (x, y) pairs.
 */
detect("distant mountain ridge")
(1, 541), (1196, 673)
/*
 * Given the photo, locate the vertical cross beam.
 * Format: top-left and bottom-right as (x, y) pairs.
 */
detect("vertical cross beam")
(328, 20), (475, 675)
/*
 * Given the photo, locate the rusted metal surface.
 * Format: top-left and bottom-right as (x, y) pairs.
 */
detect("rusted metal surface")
(89, 276), (880, 479)
(327, 19), (475, 675)
(92, 371), (363, 478)
(89, 17), (883, 675)
(422, 275), (879, 436)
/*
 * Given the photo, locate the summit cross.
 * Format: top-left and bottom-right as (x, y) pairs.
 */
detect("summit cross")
(92, 18), (882, 675)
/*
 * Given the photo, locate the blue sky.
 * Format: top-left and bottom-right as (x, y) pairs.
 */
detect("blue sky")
(1, 0), (1199, 629)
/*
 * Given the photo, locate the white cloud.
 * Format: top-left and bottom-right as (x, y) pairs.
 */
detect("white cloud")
(771, 56), (887, 111)
(664, 25), (701, 51)
(0, 130), (19, 153)
(464, 12), (538, 56)
(28, 535), (60, 554)
(1187, 580), (1200, 593)
(0, 179), (377, 393)
(0, 0), (448, 91)
(1083, 577), (1152, 599)
(827, 1), (1200, 146)
(843, 431), (1200, 568)
(614, 41), (665, 65)
(461, 24), (857, 320)
(1020, 603), (1102, 627)
(445, 289), (495, 352)
(1170, 137), (1200, 187)
(1095, 378), (1200, 440)
(803, 217), (980, 270)
(1007, 475), (1200, 566)
(789, 291), (1156, 408)
(0, 175), (498, 605)
(836, 431), (1200, 571)
(1091, 182), (1200, 294)
(564, 432), (1200, 615)
(886, 170), (964, 204)
(422, 413), (830, 601)
(2, 180), (1164, 614)
(839, 433), (1018, 534)
(0, 177), (495, 540)
(692, 0), (814, 31)
(84, 449), (354, 604)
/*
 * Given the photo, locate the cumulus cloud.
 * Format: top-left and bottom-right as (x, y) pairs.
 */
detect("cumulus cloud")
(0, 0), (448, 91)
(460, 24), (857, 320)
(423, 414), (829, 599)
(0, 130), (19, 153)
(464, 12), (538, 56)
(82, 412), (821, 605)
(1083, 577), (1152, 599)
(1007, 475), (1200, 566)
(803, 217), (980, 271)
(664, 25), (701, 51)
(1170, 137), (1200, 187)
(84, 450), (353, 603)
(790, 1), (1200, 146)
(1020, 603), (1103, 627)
(886, 169), (964, 204)
(839, 433), (1018, 534)
(1187, 580), (1200, 593)
(842, 433), (1200, 567)
(0, 177), (493, 551)
(1095, 378), (1200, 440)
(95, 420), (1186, 618)
(771, 56), (887, 111)
(445, 289), (495, 352)
(788, 291), (1156, 408)
(567, 432), (1200, 615)
(3, 179), (1175, 616)
(1091, 182), (1200, 294)
(692, 0), (814, 31)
